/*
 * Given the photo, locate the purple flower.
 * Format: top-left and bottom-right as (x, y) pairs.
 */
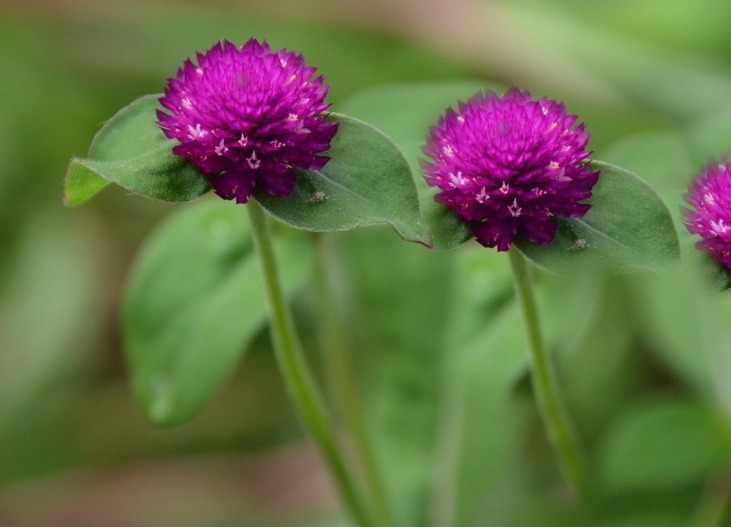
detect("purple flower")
(158, 39), (338, 204)
(683, 159), (731, 269)
(422, 88), (600, 251)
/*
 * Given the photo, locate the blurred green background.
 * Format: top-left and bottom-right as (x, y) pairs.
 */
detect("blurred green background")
(3, 0), (731, 526)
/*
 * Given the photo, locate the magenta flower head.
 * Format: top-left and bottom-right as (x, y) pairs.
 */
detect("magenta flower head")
(157, 39), (338, 204)
(683, 158), (731, 269)
(422, 88), (600, 251)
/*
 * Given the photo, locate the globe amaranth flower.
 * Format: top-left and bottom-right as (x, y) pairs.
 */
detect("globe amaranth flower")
(158, 39), (338, 204)
(422, 88), (600, 251)
(683, 158), (731, 269)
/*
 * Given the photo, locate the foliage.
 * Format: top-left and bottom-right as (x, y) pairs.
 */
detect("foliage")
(4, 3), (731, 527)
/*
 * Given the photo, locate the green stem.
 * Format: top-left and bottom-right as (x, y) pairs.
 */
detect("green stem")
(247, 202), (373, 527)
(314, 234), (397, 527)
(507, 248), (590, 498)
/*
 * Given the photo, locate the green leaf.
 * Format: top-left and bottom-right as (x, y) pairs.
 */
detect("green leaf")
(339, 81), (500, 248)
(437, 303), (530, 527)
(256, 113), (430, 245)
(599, 398), (730, 493)
(516, 161), (680, 273)
(64, 94), (211, 206)
(122, 199), (313, 425)
(0, 212), (105, 431)
(435, 250), (605, 527)
(629, 268), (713, 392)
(62, 162), (111, 207)
(336, 227), (453, 525)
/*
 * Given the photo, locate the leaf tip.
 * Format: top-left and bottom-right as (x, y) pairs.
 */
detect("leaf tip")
(63, 158), (87, 207)
(140, 372), (182, 426)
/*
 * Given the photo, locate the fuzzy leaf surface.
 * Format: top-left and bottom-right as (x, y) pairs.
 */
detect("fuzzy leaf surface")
(64, 94), (211, 206)
(339, 81), (501, 248)
(256, 113), (430, 245)
(517, 161), (680, 273)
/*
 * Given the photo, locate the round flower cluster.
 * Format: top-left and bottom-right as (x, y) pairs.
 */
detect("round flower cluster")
(158, 39), (338, 204)
(683, 159), (731, 269)
(422, 88), (600, 251)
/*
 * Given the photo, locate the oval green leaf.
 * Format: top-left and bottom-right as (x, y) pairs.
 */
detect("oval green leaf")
(64, 94), (211, 206)
(122, 199), (313, 425)
(516, 161), (680, 273)
(255, 113), (431, 245)
(339, 81), (502, 249)
(599, 399), (730, 493)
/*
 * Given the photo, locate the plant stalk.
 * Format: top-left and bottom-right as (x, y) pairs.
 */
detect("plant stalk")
(247, 202), (373, 527)
(508, 248), (590, 498)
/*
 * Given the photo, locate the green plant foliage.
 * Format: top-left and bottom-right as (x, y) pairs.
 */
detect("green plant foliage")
(600, 130), (694, 192)
(599, 398), (730, 493)
(435, 303), (530, 527)
(517, 161), (680, 273)
(339, 80), (499, 248)
(122, 199), (313, 425)
(440, 253), (612, 526)
(335, 228), (454, 526)
(599, 134), (731, 292)
(14, 1), (731, 524)
(256, 113), (430, 245)
(629, 268), (715, 392)
(0, 212), (105, 437)
(64, 95), (211, 206)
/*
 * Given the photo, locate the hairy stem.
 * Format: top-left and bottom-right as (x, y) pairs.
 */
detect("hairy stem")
(508, 248), (590, 498)
(247, 203), (373, 527)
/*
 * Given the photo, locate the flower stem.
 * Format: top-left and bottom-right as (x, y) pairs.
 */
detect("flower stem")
(314, 234), (397, 527)
(507, 248), (590, 498)
(247, 202), (373, 527)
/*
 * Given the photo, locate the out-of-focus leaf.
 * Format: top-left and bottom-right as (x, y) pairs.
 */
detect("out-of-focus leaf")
(600, 130), (693, 192)
(257, 113), (430, 245)
(339, 81), (499, 248)
(684, 107), (731, 167)
(123, 199), (313, 425)
(599, 398), (730, 493)
(50, 16), (468, 104)
(560, 0), (731, 57)
(0, 208), (110, 482)
(557, 275), (638, 437)
(502, 0), (731, 121)
(434, 302), (529, 527)
(631, 267), (714, 392)
(436, 249), (606, 527)
(517, 161), (680, 273)
(336, 228), (452, 526)
(0, 212), (104, 435)
(64, 95), (211, 206)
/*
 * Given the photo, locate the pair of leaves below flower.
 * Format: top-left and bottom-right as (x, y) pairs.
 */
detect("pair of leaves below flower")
(123, 199), (313, 425)
(64, 95), (430, 245)
(516, 160), (681, 273)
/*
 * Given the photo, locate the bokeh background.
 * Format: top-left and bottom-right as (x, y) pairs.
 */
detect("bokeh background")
(3, 0), (731, 526)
